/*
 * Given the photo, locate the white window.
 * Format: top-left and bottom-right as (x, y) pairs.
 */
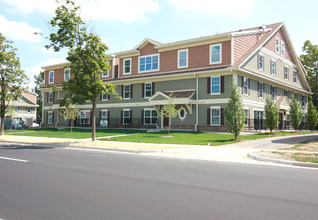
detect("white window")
(123, 109), (130, 124)
(144, 82), (152, 98)
(272, 86), (276, 100)
(123, 85), (130, 99)
(179, 107), (187, 121)
(79, 110), (90, 125)
(144, 109), (157, 125)
(244, 109), (249, 126)
(211, 76), (220, 94)
(275, 38), (280, 54)
(102, 62), (109, 77)
(48, 111), (53, 124)
(48, 92), (53, 103)
(259, 82), (264, 99)
(302, 95), (305, 107)
(271, 60), (276, 75)
(64, 68), (70, 81)
(178, 49), (188, 68)
(210, 44), (222, 64)
(258, 54), (264, 71)
(284, 66), (289, 80)
(281, 41), (285, 57)
(210, 107), (220, 126)
(139, 54), (159, 73)
(123, 58), (131, 75)
(293, 69), (298, 83)
(100, 110), (108, 127)
(27, 107), (31, 113)
(49, 71), (54, 84)
(102, 93), (108, 101)
(243, 77), (249, 95)
(14, 106), (18, 113)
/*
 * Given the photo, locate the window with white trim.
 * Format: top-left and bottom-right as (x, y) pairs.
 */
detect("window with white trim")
(48, 111), (53, 124)
(123, 109), (130, 124)
(259, 82), (264, 99)
(285, 90), (289, 97)
(210, 76), (220, 94)
(139, 54), (159, 72)
(100, 110), (108, 127)
(243, 77), (248, 95)
(284, 66), (289, 80)
(27, 107), (31, 113)
(281, 41), (285, 57)
(144, 109), (157, 125)
(210, 44), (222, 64)
(124, 85), (130, 99)
(178, 49), (188, 68)
(293, 69), (298, 83)
(179, 107), (187, 121)
(275, 38), (280, 54)
(123, 58), (131, 75)
(271, 60), (276, 75)
(258, 54), (264, 71)
(272, 86), (276, 100)
(210, 107), (220, 126)
(49, 71), (54, 84)
(144, 83), (152, 98)
(48, 92), (53, 103)
(102, 93), (108, 101)
(244, 109), (249, 126)
(102, 62), (109, 77)
(64, 68), (70, 81)
(79, 110), (90, 125)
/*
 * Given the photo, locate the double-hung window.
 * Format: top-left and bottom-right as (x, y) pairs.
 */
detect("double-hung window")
(100, 110), (108, 127)
(144, 83), (152, 98)
(123, 109), (130, 124)
(124, 85), (130, 99)
(275, 38), (280, 54)
(144, 109), (157, 125)
(272, 86), (276, 100)
(259, 82), (264, 99)
(293, 69), (298, 83)
(48, 92), (53, 103)
(49, 71), (54, 84)
(281, 41), (285, 56)
(210, 44), (222, 64)
(27, 107), (31, 113)
(178, 49), (188, 68)
(285, 90), (289, 97)
(243, 77), (249, 95)
(211, 76), (220, 94)
(48, 111), (53, 124)
(80, 110), (90, 125)
(123, 58), (131, 75)
(102, 93), (108, 101)
(64, 68), (70, 81)
(284, 66), (289, 80)
(210, 107), (220, 126)
(258, 54), (264, 71)
(271, 60), (276, 75)
(139, 54), (159, 72)
(102, 62), (109, 77)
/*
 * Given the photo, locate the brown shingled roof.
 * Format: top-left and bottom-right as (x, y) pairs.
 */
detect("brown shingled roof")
(162, 90), (195, 99)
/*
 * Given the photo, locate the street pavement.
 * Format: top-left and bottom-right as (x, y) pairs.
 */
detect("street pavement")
(1, 141), (318, 220)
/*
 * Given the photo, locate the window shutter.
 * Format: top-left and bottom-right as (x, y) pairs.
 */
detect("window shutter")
(221, 76), (224, 93)
(141, 110), (144, 125)
(52, 112), (54, 123)
(257, 54), (260, 69)
(263, 57), (265, 71)
(270, 85), (273, 99)
(241, 76), (244, 94)
(287, 68), (289, 80)
(248, 78), (250, 95)
(53, 92), (55, 103)
(152, 82), (155, 96)
(207, 108), (210, 125)
(207, 77), (210, 94)
(17, 106), (19, 112)
(47, 92), (49, 103)
(47, 112), (48, 124)
(121, 110), (123, 124)
(99, 111), (101, 119)
(121, 85), (123, 97)
(130, 84), (133, 99)
(257, 82), (259, 97)
(108, 111), (110, 120)
(275, 87), (277, 100)
(142, 83), (145, 98)
(221, 108), (224, 125)
(100, 94), (102, 100)
(130, 110), (132, 125)
(108, 95), (110, 100)
(270, 60), (272, 74)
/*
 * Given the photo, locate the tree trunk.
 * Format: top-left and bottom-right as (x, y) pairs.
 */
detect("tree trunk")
(92, 100), (96, 141)
(167, 117), (171, 137)
(1, 115), (4, 136)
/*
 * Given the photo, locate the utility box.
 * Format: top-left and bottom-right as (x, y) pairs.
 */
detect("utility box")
(26, 118), (33, 127)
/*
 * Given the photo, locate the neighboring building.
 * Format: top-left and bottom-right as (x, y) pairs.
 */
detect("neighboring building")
(40, 22), (311, 131)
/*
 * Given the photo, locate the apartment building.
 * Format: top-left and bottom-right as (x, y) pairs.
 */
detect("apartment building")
(40, 22), (311, 131)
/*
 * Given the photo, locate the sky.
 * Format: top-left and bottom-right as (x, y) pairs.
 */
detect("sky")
(0, 0), (317, 89)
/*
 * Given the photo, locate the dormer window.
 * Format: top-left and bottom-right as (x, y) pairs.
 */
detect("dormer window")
(123, 58), (131, 75)
(139, 54), (159, 73)
(64, 68), (70, 81)
(210, 44), (222, 64)
(178, 49), (188, 68)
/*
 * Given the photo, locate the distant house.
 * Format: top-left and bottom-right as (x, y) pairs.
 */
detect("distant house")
(40, 22), (311, 131)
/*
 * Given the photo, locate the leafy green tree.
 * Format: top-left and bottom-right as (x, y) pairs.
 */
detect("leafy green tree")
(159, 93), (180, 137)
(0, 33), (28, 136)
(6, 105), (16, 130)
(58, 98), (79, 133)
(289, 95), (303, 131)
(34, 71), (44, 123)
(44, 0), (117, 141)
(224, 80), (245, 140)
(306, 99), (317, 130)
(264, 95), (279, 134)
(299, 40), (318, 109)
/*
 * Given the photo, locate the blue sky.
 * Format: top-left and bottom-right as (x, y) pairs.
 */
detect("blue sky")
(0, 0), (317, 89)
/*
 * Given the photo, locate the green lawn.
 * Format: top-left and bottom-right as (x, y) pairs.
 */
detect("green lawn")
(6, 128), (146, 139)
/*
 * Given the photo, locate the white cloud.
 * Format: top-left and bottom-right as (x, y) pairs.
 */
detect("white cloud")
(0, 0), (56, 15)
(0, 14), (42, 43)
(169, 0), (254, 16)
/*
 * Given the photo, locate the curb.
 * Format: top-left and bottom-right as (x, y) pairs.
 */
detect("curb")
(247, 152), (318, 168)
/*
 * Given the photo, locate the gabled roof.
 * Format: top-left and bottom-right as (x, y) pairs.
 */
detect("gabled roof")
(133, 38), (162, 50)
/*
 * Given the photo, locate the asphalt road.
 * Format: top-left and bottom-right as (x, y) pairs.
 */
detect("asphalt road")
(1, 142), (318, 220)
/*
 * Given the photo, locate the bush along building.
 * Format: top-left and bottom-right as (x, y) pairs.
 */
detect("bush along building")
(40, 22), (311, 131)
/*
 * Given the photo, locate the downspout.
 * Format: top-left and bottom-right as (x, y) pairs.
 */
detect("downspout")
(194, 73), (199, 132)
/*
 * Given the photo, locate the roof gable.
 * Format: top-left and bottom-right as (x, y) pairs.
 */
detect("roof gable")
(133, 38), (162, 50)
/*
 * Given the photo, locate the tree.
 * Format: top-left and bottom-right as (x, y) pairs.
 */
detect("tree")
(44, 0), (117, 141)
(264, 95), (279, 134)
(6, 105), (16, 130)
(0, 33), (28, 136)
(159, 93), (180, 137)
(224, 80), (245, 140)
(306, 99), (317, 131)
(289, 94), (302, 131)
(34, 71), (44, 123)
(299, 40), (318, 110)
(58, 98), (79, 133)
